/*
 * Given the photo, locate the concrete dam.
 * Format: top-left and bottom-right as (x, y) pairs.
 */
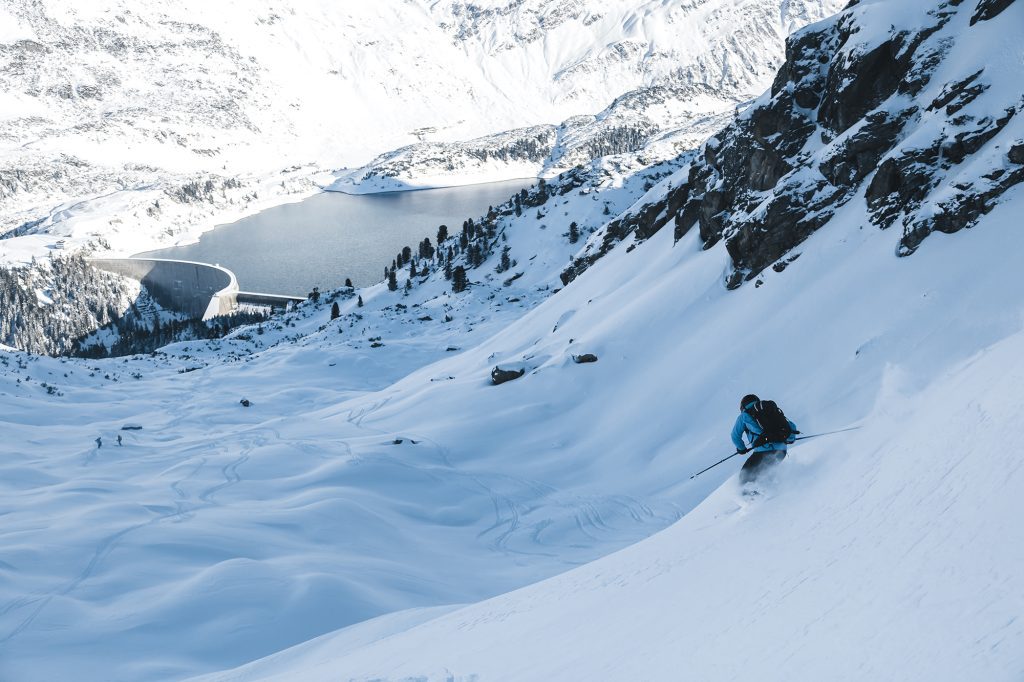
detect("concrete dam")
(89, 258), (304, 320)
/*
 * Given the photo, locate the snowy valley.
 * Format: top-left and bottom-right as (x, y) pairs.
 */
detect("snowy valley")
(2, 0), (1024, 681)
(0, 0), (842, 259)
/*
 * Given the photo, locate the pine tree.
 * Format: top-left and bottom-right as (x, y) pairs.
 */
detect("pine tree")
(344, 278), (353, 288)
(357, 295), (364, 307)
(498, 245), (511, 273)
(404, 278), (412, 294)
(452, 265), (467, 293)
(568, 221), (579, 244)
(444, 260), (453, 280)
(387, 269), (398, 291)
(419, 238), (433, 260)
(331, 302), (340, 319)
(437, 224), (448, 243)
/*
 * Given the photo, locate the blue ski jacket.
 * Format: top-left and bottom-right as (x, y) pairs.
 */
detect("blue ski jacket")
(731, 411), (798, 453)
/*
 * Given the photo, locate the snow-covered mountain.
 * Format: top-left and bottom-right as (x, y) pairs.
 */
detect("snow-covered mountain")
(0, 0), (842, 258)
(329, 86), (737, 194)
(3, 0), (1024, 680)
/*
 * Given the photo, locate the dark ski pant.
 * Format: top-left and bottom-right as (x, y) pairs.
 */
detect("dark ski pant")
(739, 449), (786, 484)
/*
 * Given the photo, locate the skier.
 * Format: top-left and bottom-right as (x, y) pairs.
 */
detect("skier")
(731, 394), (798, 485)
(95, 436), (102, 449)
(117, 435), (123, 447)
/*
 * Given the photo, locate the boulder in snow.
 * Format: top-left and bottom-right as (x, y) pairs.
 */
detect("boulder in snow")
(491, 366), (525, 385)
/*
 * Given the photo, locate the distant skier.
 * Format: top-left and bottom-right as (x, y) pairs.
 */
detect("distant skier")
(95, 436), (102, 449)
(117, 435), (123, 447)
(732, 394), (798, 485)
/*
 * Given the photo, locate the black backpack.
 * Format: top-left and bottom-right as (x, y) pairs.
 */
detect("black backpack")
(750, 400), (793, 446)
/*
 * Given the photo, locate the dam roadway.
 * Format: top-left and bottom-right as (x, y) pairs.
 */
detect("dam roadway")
(88, 258), (305, 320)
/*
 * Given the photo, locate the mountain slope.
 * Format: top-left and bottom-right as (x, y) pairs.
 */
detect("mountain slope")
(0, 0), (843, 257)
(2, 0), (1023, 680)
(193, 256), (1024, 680)
(564, 0), (1024, 287)
(179, 0), (1024, 678)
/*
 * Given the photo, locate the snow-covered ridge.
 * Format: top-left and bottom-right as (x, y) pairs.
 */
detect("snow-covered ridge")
(563, 0), (1024, 287)
(331, 84), (738, 194)
(0, 0), (843, 260)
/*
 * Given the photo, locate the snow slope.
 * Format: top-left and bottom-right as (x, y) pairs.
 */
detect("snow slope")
(3, 0), (1023, 680)
(193, 107), (1024, 678)
(3, 161), (1023, 681)
(194, 289), (1024, 681)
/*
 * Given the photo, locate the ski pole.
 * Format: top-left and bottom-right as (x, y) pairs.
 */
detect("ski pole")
(688, 426), (861, 480)
(791, 425), (861, 441)
(689, 450), (745, 480)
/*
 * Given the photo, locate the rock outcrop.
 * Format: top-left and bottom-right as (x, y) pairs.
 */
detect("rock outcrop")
(564, 0), (1023, 288)
(491, 366), (525, 385)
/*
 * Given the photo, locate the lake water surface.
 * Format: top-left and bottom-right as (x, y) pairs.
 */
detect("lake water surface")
(137, 180), (531, 295)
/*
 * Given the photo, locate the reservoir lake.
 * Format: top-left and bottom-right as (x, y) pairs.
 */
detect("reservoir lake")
(137, 180), (531, 295)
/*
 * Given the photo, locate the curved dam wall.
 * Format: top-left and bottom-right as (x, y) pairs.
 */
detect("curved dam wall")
(89, 258), (238, 320)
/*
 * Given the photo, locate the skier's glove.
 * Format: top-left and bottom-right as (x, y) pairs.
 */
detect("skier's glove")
(736, 447), (749, 455)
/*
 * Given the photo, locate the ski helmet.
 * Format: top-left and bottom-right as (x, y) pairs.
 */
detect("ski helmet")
(740, 394), (760, 411)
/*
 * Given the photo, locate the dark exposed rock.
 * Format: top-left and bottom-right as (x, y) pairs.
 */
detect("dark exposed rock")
(560, 177), (692, 286)
(723, 182), (836, 282)
(941, 108), (1016, 164)
(866, 145), (941, 229)
(864, 157), (902, 207)
(820, 111), (909, 187)
(572, 354), (598, 364)
(772, 254), (801, 273)
(928, 70), (988, 115)
(239, 398), (250, 407)
(970, 0), (1016, 24)
(1009, 143), (1024, 164)
(898, 164), (1024, 255)
(819, 36), (905, 134)
(747, 145), (793, 192)
(491, 366), (525, 385)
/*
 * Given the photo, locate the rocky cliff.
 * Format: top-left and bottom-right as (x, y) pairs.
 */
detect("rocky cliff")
(563, 0), (1023, 287)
